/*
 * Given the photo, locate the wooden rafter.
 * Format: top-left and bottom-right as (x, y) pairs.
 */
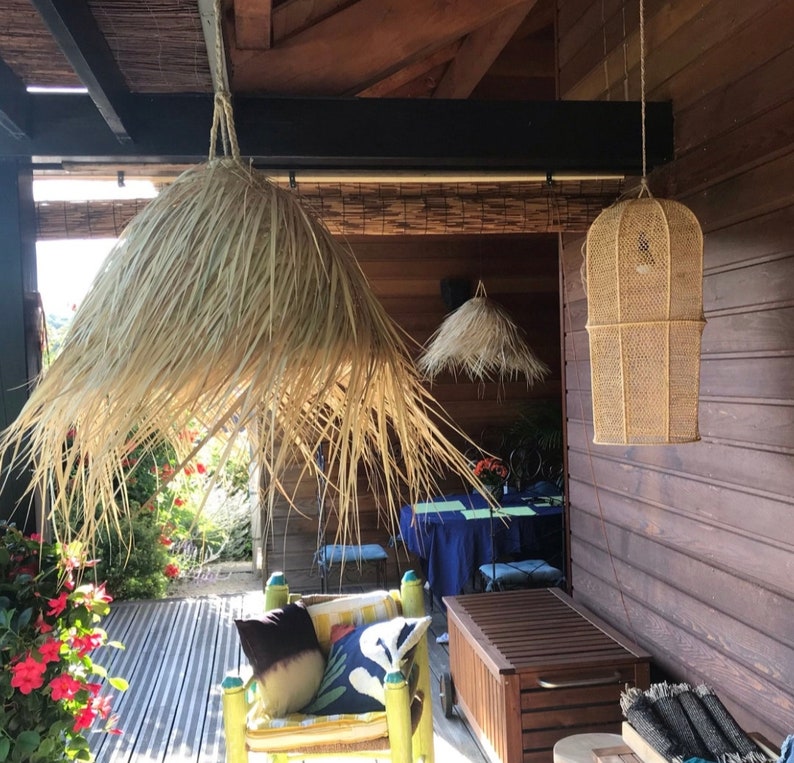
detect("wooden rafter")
(272, 0), (355, 42)
(357, 42), (462, 98)
(0, 58), (29, 140)
(433, 1), (537, 99)
(234, 0), (272, 49)
(230, 0), (536, 94)
(28, 0), (132, 144)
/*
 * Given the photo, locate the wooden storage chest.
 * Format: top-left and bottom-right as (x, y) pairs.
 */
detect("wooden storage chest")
(443, 588), (651, 763)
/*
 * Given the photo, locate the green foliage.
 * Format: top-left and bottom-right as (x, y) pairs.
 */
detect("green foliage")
(0, 524), (125, 762)
(94, 508), (169, 601)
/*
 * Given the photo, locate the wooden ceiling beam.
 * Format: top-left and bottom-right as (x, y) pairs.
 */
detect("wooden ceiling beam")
(234, 0), (272, 49)
(230, 0), (537, 94)
(0, 58), (30, 140)
(0, 93), (673, 177)
(272, 0), (354, 42)
(28, 0), (133, 145)
(356, 42), (462, 98)
(433, 1), (537, 99)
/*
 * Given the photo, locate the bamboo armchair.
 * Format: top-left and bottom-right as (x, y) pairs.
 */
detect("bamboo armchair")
(222, 570), (434, 763)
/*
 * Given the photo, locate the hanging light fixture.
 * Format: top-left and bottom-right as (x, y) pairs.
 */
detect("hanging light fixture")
(418, 280), (550, 385)
(584, 0), (706, 445)
(0, 0), (489, 548)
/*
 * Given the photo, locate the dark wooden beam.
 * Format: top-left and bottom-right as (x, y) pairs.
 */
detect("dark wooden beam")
(0, 160), (40, 530)
(0, 59), (30, 140)
(28, 0), (133, 144)
(0, 93), (674, 175)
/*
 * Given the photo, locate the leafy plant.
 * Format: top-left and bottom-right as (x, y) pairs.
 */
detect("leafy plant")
(0, 524), (126, 762)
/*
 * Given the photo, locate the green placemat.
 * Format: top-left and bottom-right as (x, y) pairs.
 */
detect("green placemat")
(499, 505), (537, 516)
(413, 499), (467, 514)
(461, 508), (501, 520)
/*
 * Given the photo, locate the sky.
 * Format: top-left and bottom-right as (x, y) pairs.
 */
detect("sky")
(34, 179), (157, 317)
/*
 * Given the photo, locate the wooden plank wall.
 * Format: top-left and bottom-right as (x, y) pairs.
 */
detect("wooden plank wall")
(558, 0), (794, 743)
(264, 234), (562, 588)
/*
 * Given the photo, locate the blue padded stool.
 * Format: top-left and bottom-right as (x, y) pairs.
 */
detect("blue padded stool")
(478, 559), (564, 592)
(316, 544), (389, 591)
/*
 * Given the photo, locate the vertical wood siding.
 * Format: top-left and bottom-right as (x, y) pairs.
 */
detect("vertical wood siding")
(558, 0), (794, 742)
(265, 234), (562, 589)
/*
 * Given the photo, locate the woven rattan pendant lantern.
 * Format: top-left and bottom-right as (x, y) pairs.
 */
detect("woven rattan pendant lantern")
(584, 0), (706, 445)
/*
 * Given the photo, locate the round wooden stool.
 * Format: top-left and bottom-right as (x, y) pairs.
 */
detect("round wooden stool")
(553, 733), (625, 763)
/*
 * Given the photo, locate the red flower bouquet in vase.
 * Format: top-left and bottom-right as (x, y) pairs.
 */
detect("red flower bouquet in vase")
(473, 456), (509, 499)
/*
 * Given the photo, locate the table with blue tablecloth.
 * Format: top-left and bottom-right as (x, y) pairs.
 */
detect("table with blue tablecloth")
(399, 481), (563, 601)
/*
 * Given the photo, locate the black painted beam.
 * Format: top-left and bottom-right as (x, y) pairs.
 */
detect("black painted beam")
(0, 58), (29, 140)
(0, 93), (674, 173)
(28, 0), (133, 144)
(0, 161), (40, 530)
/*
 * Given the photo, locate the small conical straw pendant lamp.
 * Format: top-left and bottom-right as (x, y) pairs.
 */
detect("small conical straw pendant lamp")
(584, 0), (706, 445)
(0, 0), (487, 548)
(418, 280), (550, 385)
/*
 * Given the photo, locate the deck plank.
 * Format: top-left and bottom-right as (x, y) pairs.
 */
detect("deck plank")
(90, 591), (489, 763)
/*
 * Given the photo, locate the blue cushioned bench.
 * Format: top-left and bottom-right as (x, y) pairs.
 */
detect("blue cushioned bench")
(316, 544), (389, 591)
(478, 559), (564, 592)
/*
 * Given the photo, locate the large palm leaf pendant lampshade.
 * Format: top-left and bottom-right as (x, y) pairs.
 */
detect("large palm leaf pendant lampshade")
(585, 194), (706, 444)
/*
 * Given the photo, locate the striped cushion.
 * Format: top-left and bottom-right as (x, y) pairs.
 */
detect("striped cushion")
(246, 710), (388, 752)
(306, 591), (400, 653)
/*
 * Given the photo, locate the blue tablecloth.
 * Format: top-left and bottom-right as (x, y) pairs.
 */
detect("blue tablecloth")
(399, 481), (563, 600)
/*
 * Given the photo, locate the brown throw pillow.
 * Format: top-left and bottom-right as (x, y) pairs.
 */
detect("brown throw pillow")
(235, 601), (325, 717)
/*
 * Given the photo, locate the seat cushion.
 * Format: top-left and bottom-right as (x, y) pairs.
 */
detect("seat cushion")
(301, 615), (431, 715)
(246, 710), (388, 752)
(319, 544), (388, 564)
(479, 560), (563, 591)
(234, 601), (325, 717)
(306, 590), (400, 653)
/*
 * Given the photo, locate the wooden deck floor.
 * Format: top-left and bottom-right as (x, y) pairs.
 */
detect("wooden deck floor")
(90, 590), (491, 763)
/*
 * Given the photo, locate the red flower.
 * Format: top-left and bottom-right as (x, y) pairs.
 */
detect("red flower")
(11, 654), (47, 694)
(71, 630), (105, 657)
(48, 673), (84, 701)
(196, 463), (206, 475)
(183, 466), (194, 476)
(164, 563), (180, 579)
(35, 613), (54, 634)
(37, 638), (63, 664)
(29, 532), (43, 542)
(86, 681), (103, 696)
(158, 536), (173, 547)
(173, 497), (185, 507)
(47, 591), (70, 617)
(473, 457), (509, 485)
(73, 704), (97, 732)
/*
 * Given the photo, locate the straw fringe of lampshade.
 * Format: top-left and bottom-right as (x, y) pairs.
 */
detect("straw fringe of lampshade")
(0, 23), (492, 551)
(418, 281), (550, 385)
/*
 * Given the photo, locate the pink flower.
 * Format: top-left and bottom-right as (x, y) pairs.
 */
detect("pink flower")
(92, 694), (113, 720)
(29, 532), (43, 542)
(86, 682), (103, 696)
(37, 638), (63, 664)
(78, 582), (113, 610)
(48, 673), (84, 701)
(10, 654), (47, 694)
(35, 613), (54, 634)
(47, 591), (70, 617)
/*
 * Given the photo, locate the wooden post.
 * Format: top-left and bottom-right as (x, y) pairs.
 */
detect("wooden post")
(400, 570), (435, 763)
(0, 160), (40, 532)
(263, 571), (289, 610)
(220, 675), (248, 763)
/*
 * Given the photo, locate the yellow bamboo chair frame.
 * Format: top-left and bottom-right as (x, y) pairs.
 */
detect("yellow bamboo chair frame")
(222, 570), (434, 763)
